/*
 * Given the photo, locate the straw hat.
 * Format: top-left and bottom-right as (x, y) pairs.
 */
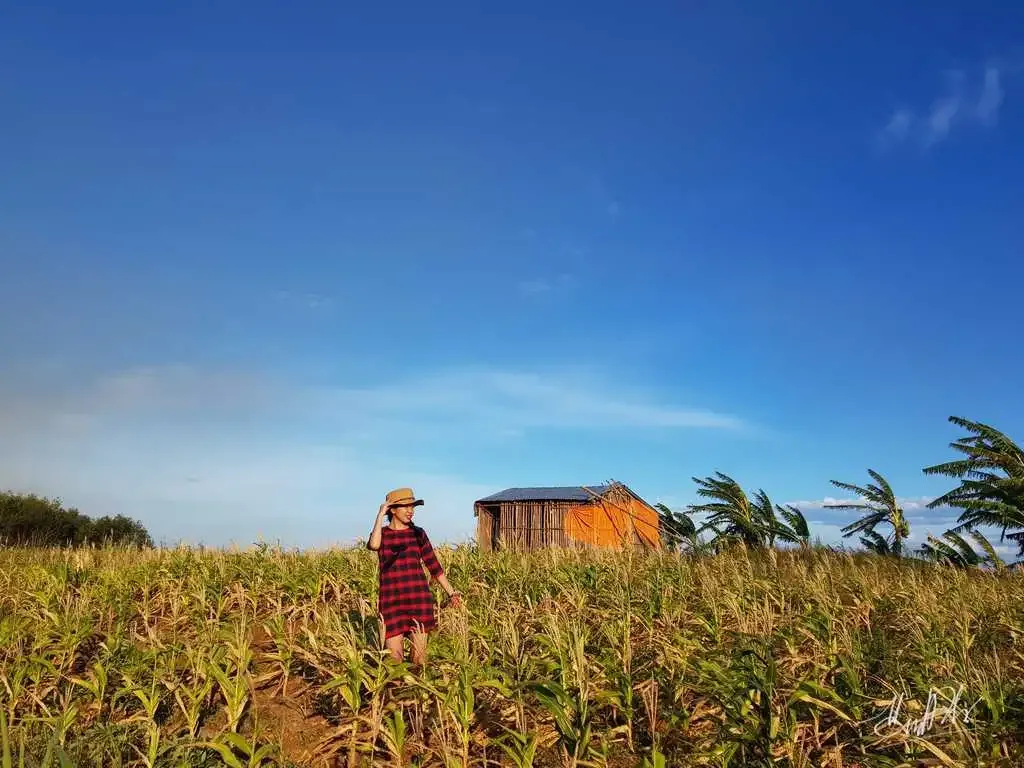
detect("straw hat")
(385, 487), (424, 510)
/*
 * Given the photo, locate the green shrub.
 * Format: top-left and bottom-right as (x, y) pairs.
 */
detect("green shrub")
(0, 491), (152, 547)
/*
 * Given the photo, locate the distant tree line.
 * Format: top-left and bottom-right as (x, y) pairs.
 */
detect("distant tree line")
(0, 491), (152, 548)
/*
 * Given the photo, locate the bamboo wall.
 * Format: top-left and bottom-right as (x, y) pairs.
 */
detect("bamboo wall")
(475, 503), (496, 552)
(475, 501), (575, 553)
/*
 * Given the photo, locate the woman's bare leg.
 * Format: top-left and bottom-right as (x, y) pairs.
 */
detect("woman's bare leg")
(384, 633), (404, 662)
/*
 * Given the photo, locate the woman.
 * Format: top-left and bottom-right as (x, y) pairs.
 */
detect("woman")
(367, 487), (461, 666)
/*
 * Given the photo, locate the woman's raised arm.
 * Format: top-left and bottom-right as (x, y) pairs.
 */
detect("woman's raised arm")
(366, 503), (388, 550)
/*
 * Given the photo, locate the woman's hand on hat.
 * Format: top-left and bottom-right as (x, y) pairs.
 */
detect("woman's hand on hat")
(446, 590), (462, 608)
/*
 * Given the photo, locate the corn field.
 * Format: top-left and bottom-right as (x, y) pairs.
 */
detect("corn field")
(0, 544), (1022, 767)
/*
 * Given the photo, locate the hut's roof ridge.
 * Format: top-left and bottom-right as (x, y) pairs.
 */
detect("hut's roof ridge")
(475, 485), (612, 503)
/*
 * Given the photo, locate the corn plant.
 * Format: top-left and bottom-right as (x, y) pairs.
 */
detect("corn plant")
(190, 731), (281, 768)
(495, 725), (539, 768)
(206, 651), (251, 734)
(379, 707), (409, 767)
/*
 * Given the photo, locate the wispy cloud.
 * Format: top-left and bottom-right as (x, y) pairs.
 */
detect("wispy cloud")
(0, 363), (743, 547)
(882, 108), (914, 142)
(976, 66), (1004, 125)
(2, 364), (743, 436)
(273, 290), (335, 312)
(317, 367), (744, 432)
(517, 273), (573, 297)
(518, 279), (553, 296)
(878, 66), (1005, 148)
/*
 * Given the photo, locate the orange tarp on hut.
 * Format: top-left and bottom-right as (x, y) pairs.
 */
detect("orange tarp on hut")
(563, 490), (661, 548)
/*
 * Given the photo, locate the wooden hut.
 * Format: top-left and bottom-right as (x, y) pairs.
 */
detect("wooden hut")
(473, 481), (662, 553)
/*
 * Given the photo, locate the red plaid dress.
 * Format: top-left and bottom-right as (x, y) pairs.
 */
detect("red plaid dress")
(376, 524), (445, 639)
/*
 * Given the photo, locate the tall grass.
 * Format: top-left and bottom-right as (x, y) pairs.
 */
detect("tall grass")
(0, 543), (1021, 766)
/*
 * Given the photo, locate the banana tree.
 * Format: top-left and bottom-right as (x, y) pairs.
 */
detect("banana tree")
(826, 469), (910, 558)
(653, 503), (698, 552)
(918, 528), (1006, 570)
(689, 473), (768, 549)
(687, 476), (807, 551)
(923, 416), (1024, 556)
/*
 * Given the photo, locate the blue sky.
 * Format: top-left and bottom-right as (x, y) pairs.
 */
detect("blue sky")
(2, 1), (1023, 551)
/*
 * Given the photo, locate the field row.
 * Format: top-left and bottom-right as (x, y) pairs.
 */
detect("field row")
(0, 545), (1022, 766)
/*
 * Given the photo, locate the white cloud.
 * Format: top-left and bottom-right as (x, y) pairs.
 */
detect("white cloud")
(785, 495), (937, 512)
(878, 66), (1005, 148)
(923, 69), (967, 145)
(881, 108), (914, 141)
(0, 363), (742, 547)
(312, 367), (744, 432)
(991, 542), (1019, 557)
(273, 290), (335, 313)
(976, 66), (1004, 125)
(518, 279), (552, 296)
(518, 272), (574, 298)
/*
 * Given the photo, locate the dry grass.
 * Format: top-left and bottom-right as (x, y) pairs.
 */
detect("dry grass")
(0, 543), (1022, 767)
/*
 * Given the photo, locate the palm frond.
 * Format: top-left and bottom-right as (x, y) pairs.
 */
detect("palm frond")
(859, 530), (890, 555)
(828, 479), (872, 499)
(867, 469), (897, 504)
(969, 529), (1006, 570)
(823, 501), (879, 512)
(775, 504), (810, 546)
(919, 535), (968, 566)
(839, 511), (887, 537)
